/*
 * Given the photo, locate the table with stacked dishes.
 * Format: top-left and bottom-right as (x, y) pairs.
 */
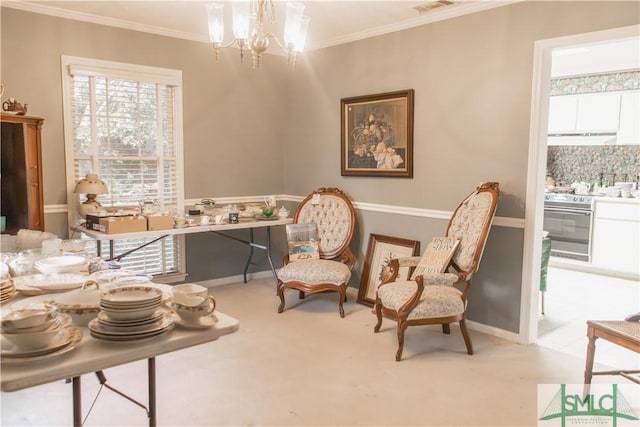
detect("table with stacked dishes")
(0, 265), (239, 427)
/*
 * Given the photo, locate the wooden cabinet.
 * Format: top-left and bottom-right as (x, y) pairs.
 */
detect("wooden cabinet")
(0, 113), (45, 233)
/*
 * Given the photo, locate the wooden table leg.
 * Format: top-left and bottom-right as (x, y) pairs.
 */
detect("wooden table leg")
(583, 329), (598, 396)
(148, 357), (156, 427)
(72, 376), (82, 427)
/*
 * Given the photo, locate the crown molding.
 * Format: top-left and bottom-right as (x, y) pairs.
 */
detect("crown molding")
(2, 1), (522, 50)
(1, 0), (207, 43)
(309, 1), (522, 50)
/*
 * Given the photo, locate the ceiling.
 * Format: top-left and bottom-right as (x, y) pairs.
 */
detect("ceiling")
(3, 0), (638, 76)
(3, 0), (516, 50)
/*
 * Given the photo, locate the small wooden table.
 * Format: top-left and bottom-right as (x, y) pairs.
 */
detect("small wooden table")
(584, 320), (640, 393)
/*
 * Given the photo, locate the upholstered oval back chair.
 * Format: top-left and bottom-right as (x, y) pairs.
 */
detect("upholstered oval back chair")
(277, 187), (356, 317)
(374, 182), (500, 361)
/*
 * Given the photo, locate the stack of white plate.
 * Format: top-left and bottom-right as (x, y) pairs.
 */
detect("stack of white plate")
(89, 286), (173, 342)
(0, 279), (16, 303)
(35, 256), (88, 274)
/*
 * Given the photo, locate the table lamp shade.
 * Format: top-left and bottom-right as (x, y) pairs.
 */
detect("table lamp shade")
(74, 173), (108, 217)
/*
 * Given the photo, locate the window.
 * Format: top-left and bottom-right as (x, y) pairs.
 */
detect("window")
(62, 56), (185, 278)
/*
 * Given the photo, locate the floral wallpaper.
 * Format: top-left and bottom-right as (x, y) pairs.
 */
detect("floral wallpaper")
(547, 145), (640, 187)
(547, 71), (639, 187)
(550, 70), (639, 95)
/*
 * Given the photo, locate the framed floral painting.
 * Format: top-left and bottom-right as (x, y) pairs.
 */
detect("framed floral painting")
(357, 234), (420, 307)
(340, 89), (414, 177)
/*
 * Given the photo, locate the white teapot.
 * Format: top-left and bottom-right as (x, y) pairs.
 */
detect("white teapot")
(278, 206), (290, 218)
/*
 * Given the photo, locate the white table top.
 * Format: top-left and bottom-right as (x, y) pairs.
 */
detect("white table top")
(72, 217), (293, 240)
(1, 311), (239, 392)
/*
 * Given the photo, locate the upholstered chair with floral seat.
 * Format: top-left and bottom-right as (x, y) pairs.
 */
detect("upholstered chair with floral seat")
(374, 182), (500, 361)
(277, 187), (356, 318)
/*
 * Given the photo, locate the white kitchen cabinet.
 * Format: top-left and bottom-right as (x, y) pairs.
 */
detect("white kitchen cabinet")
(617, 90), (640, 145)
(548, 95), (578, 133)
(591, 199), (640, 276)
(575, 92), (621, 133)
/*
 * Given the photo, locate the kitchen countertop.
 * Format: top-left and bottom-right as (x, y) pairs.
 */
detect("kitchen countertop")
(592, 195), (639, 204)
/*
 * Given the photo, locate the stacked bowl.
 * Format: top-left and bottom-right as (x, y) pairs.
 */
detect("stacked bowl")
(89, 286), (174, 342)
(1, 308), (82, 361)
(35, 255), (88, 274)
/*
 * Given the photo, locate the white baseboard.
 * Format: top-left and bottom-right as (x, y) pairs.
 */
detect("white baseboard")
(196, 270), (275, 288)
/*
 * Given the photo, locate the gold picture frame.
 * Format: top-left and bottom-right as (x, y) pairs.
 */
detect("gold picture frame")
(357, 233), (420, 307)
(340, 89), (414, 177)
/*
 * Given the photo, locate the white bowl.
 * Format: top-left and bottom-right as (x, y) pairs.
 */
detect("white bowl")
(35, 255), (88, 274)
(2, 313), (71, 350)
(1, 308), (55, 330)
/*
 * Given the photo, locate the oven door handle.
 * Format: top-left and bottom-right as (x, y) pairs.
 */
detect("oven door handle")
(544, 207), (592, 215)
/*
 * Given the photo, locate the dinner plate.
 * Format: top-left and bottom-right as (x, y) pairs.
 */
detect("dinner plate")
(97, 309), (165, 328)
(13, 273), (88, 292)
(89, 321), (173, 342)
(95, 314), (171, 334)
(172, 311), (219, 329)
(88, 314), (173, 338)
(1, 326), (82, 362)
(89, 327), (171, 343)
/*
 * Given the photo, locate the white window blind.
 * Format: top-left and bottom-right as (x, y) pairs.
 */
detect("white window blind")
(62, 56), (185, 277)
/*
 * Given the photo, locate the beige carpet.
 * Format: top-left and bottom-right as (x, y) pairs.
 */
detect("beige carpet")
(1, 278), (613, 426)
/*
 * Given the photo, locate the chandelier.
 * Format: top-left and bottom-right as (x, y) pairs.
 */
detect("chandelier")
(206, 1), (310, 70)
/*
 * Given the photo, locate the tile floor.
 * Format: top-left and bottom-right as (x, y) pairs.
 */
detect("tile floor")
(537, 265), (640, 369)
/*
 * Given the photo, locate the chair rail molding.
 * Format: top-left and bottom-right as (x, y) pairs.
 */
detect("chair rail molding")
(48, 196), (523, 229)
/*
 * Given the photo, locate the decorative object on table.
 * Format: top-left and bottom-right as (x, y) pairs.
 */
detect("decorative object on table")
(340, 89), (414, 177)
(205, 0), (310, 70)
(139, 198), (158, 215)
(374, 182), (499, 361)
(261, 206), (275, 218)
(285, 223), (319, 262)
(264, 195), (277, 207)
(74, 173), (109, 218)
(277, 187), (356, 318)
(228, 211), (239, 224)
(278, 206), (290, 218)
(356, 234), (420, 307)
(1, 97), (27, 115)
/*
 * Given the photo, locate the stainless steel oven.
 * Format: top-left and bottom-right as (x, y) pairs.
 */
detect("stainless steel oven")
(543, 193), (594, 262)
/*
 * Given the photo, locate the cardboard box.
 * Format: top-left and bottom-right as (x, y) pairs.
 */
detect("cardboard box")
(99, 216), (147, 234)
(86, 213), (131, 231)
(145, 215), (174, 231)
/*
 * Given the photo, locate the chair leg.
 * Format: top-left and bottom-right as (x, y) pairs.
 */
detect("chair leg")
(374, 301), (383, 332)
(442, 323), (451, 334)
(337, 289), (345, 318)
(396, 319), (408, 361)
(277, 283), (286, 314)
(459, 319), (473, 355)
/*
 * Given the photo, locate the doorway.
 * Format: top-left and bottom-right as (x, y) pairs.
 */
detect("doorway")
(519, 24), (640, 346)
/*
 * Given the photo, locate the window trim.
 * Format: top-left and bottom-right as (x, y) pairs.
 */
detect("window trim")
(61, 55), (186, 277)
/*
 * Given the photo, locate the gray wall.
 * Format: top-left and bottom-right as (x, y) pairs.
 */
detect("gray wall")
(1, 1), (638, 334)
